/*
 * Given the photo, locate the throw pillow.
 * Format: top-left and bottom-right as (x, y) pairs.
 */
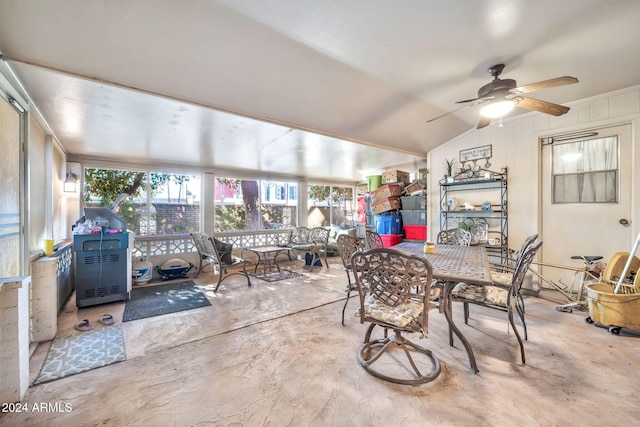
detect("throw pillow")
(212, 238), (233, 264)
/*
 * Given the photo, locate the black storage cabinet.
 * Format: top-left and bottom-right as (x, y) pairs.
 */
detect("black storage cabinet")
(74, 232), (132, 307)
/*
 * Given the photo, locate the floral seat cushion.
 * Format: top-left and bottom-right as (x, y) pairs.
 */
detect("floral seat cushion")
(452, 283), (509, 307)
(490, 270), (513, 285)
(359, 294), (423, 328)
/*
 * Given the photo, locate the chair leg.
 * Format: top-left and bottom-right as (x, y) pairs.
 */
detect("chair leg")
(213, 263), (252, 292)
(508, 307), (526, 364)
(213, 270), (224, 292)
(463, 302), (470, 324)
(447, 295), (454, 347)
(516, 295), (528, 340)
(357, 330), (441, 385)
(342, 290), (352, 326)
(196, 257), (203, 278)
(342, 271), (353, 325)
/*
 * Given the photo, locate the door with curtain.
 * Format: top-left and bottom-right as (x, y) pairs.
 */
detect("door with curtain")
(541, 124), (632, 285)
(0, 97), (21, 279)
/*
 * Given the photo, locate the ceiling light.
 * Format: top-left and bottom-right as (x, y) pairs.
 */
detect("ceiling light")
(480, 99), (515, 119)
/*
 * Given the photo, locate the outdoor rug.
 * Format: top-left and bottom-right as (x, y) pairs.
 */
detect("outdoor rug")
(249, 270), (305, 283)
(123, 280), (211, 322)
(34, 325), (126, 385)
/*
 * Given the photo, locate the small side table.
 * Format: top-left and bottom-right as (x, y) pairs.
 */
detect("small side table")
(243, 246), (289, 278)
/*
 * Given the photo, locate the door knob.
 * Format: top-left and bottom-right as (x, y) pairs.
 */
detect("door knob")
(619, 218), (630, 226)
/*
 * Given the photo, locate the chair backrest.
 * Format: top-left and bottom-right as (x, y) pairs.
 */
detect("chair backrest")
(336, 234), (365, 268)
(351, 248), (434, 332)
(191, 232), (215, 258)
(511, 241), (543, 293)
(437, 228), (471, 246)
(289, 226), (310, 245)
(309, 227), (330, 245)
(365, 230), (384, 249)
(513, 234), (538, 260)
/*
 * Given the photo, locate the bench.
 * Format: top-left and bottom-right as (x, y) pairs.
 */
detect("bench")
(278, 226), (330, 271)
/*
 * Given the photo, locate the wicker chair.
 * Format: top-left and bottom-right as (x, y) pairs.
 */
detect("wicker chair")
(449, 241), (542, 364)
(437, 228), (472, 246)
(190, 232), (251, 292)
(336, 234), (366, 325)
(351, 248), (442, 385)
(365, 230), (384, 249)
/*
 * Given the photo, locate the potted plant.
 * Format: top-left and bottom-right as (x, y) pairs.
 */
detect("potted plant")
(444, 159), (456, 182)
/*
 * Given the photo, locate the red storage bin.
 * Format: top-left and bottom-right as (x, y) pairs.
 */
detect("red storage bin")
(380, 234), (403, 248)
(404, 225), (427, 241)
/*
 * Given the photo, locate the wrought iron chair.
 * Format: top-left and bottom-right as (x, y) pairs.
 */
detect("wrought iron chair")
(190, 232), (251, 292)
(490, 234), (539, 273)
(488, 233), (539, 339)
(449, 241), (542, 364)
(351, 248), (442, 385)
(191, 232), (217, 277)
(336, 234), (366, 325)
(290, 226), (330, 271)
(489, 234), (539, 285)
(277, 226), (311, 261)
(437, 228), (472, 246)
(365, 230), (384, 249)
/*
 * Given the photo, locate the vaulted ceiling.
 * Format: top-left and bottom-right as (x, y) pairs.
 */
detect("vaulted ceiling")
(1, 0), (639, 182)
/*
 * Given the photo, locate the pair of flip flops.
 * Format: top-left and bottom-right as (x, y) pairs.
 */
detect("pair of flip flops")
(73, 314), (115, 331)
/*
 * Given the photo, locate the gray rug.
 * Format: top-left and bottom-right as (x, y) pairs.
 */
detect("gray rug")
(35, 325), (126, 385)
(123, 280), (211, 322)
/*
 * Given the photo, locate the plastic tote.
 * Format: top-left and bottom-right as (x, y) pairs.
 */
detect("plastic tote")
(367, 175), (383, 192)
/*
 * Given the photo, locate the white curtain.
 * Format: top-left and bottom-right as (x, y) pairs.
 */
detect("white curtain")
(552, 136), (617, 203)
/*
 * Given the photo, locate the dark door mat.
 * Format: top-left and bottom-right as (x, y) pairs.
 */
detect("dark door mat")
(123, 280), (211, 322)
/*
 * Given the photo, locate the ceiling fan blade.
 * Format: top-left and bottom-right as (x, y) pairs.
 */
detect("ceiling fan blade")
(477, 117), (491, 129)
(456, 95), (494, 104)
(427, 99), (491, 123)
(427, 104), (474, 123)
(514, 96), (570, 116)
(512, 76), (578, 94)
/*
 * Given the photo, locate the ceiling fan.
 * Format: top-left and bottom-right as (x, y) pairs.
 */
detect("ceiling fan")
(427, 64), (578, 129)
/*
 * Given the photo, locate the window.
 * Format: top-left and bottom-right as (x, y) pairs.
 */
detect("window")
(307, 184), (354, 227)
(552, 136), (618, 203)
(214, 177), (298, 232)
(84, 168), (201, 235)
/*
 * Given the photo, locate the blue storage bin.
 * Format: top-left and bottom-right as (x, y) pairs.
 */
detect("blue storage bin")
(375, 214), (402, 234)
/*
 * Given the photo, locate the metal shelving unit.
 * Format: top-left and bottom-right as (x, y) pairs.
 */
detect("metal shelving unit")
(439, 167), (508, 259)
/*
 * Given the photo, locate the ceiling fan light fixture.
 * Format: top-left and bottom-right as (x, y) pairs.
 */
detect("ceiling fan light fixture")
(480, 99), (515, 119)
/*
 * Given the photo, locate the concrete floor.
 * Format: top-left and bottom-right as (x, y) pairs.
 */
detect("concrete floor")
(2, 257), (639, 426)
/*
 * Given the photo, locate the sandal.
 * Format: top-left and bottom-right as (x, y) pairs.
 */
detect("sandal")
(99, 314), (115, 326)
(74, 319), (94, 332)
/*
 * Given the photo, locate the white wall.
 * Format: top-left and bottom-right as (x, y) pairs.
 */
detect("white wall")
(426, 86), (640, 254)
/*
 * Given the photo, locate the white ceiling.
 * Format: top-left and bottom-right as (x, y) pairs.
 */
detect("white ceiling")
(1, 0), (640, 182)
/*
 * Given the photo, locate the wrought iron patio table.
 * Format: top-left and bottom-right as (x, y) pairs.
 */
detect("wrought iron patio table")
(392, 241), (492, 373)
(242, 246), (289, 278)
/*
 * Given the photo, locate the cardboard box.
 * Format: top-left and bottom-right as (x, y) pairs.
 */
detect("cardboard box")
(356, 183), (369, 197)
(382, 170), (411, 185)
(371, 183), (403, 203)
(372, 197), (401, 214)
(403, 180), (423, 195)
